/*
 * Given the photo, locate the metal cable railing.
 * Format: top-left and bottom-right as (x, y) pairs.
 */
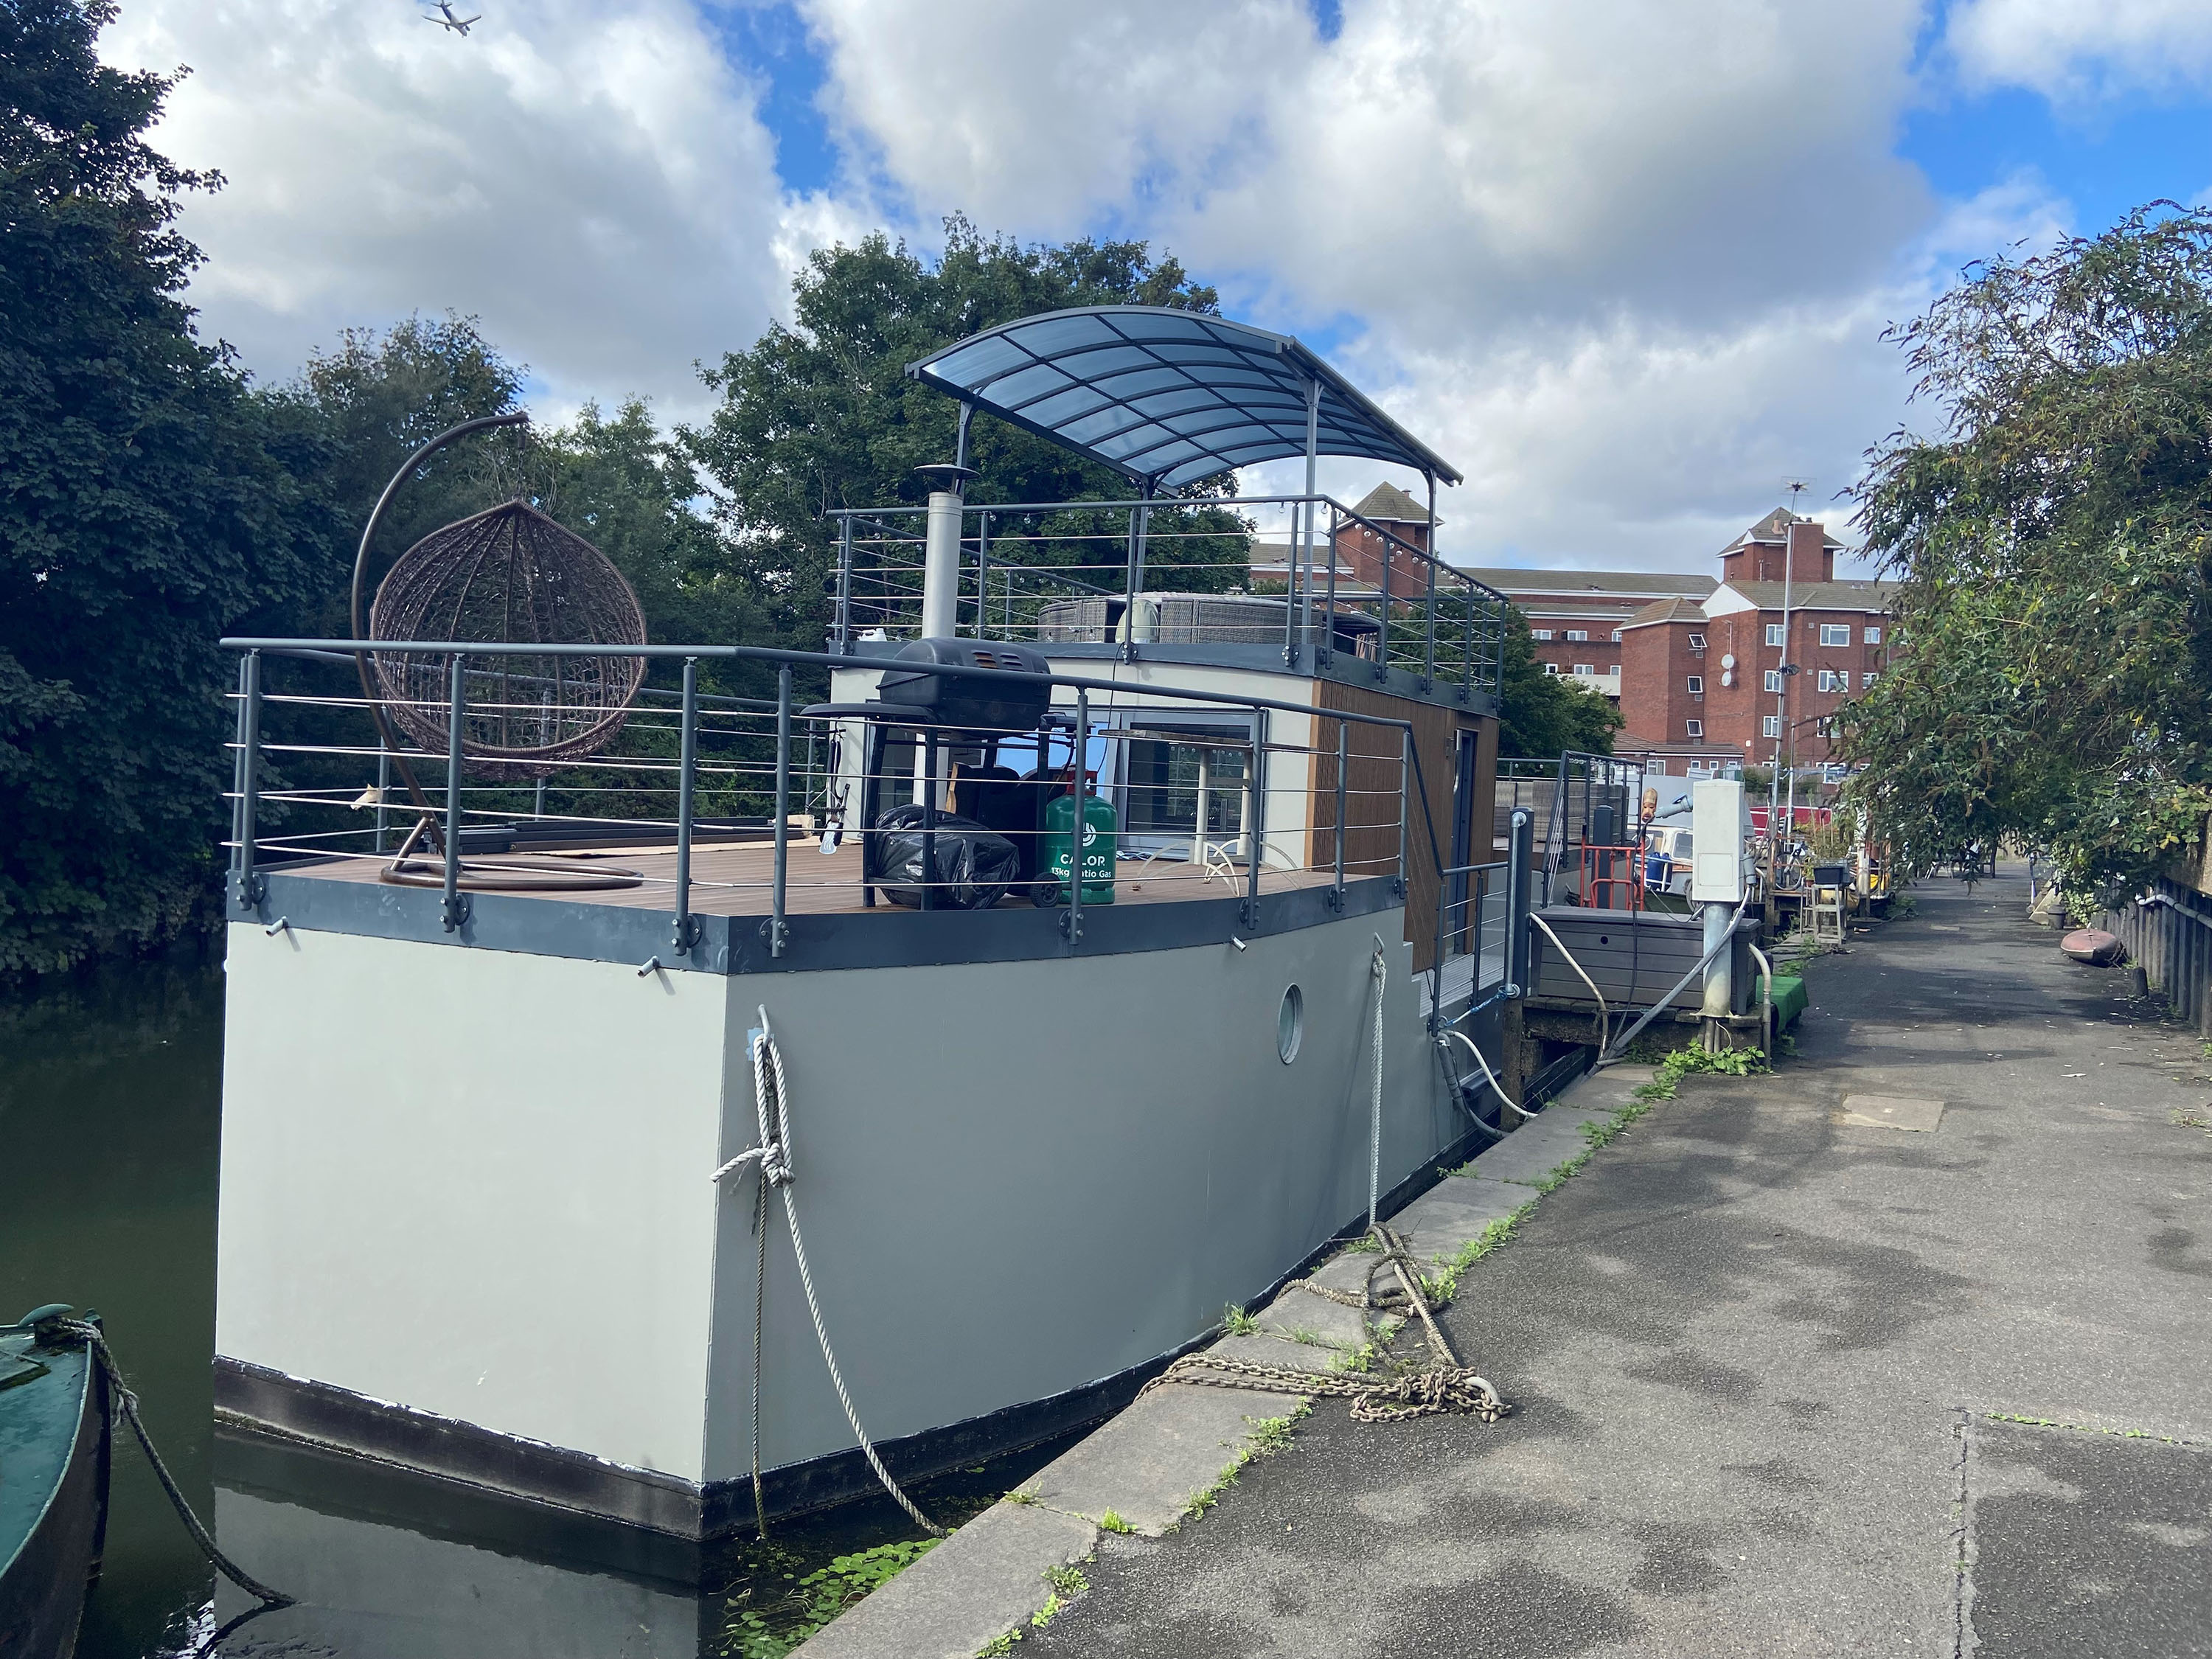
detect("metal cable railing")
(824, 492), (1509, 701)
(219, 636), (1509, 973)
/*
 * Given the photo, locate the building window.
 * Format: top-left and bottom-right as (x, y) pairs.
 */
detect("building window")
(1648, 759), (1668, 775)
(1863, 669), (1879, 689)
(1819, 623), (1850, 647)
(1764, 669), (1783, 693)
(1685, 760), (1705, 776)
(1817, 669), (1842, 692)
(1864, 625), (1882, 644)
(1543, 662), (1559, 675)
(1573, 663), (1596, 677)
(1765, 622), (1785, 647)
(1762, 714), (1782, 739)
(1686, 675), (1703, 695)
(1611, 629), (1623, 642)
(1687, 632), (1706, 650)
(1565, 629), (1587, 641)
(1815, 717), (1835, 737)
(1531, 629), (1553, 640)
(1685, 720), (1703, 740)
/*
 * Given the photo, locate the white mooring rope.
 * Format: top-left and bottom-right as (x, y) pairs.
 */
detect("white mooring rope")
(720, 1008), (944, 1539)
(1368, 933), (1387, 1232)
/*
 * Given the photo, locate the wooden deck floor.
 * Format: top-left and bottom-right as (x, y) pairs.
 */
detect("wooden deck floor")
(279, 836), (1346, 917)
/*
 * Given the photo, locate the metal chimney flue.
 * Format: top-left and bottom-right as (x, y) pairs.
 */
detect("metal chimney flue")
(916, 462), (976, 641)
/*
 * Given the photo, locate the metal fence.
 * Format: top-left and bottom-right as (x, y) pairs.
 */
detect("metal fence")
(2101, 878), (2212, 1037)
(220, 637), (1509, 980)
(824, 492), (1511, 700)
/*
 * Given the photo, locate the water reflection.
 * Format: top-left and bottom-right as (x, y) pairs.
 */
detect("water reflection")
(207, 1436), (703, 1657)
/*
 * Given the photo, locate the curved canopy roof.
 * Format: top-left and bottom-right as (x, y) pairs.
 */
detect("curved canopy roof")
(907, 307), (1461, 491)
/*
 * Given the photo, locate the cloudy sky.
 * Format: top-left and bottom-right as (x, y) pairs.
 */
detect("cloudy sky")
(102, 0), (2212, 575)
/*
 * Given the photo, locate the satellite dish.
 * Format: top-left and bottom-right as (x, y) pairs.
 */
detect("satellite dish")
(1721, 670), (1734, 687)
(1719, 653), (1736, 670)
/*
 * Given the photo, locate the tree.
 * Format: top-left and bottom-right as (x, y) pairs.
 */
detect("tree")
(1495, 608), (1623, 759)
(0, 0), (333, 974)
(1838, 204), (2212, 897)
(684, 219), (1244, 667)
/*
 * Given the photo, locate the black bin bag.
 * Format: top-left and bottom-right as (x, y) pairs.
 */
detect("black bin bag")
(873, 804), (1020, 911)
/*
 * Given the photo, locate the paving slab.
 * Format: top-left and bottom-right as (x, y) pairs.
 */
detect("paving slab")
(1252, 1282), (1373, 1348)
(1022, 1378), (1305, 1537)
(1390, 1183), (1532, 1258)
(1834, 1092), (1944, 1131)
(1200, 1333), (1343, 1377)
(1453, 1110), (1595, 1187)
(794, 1499), (1096, 1659)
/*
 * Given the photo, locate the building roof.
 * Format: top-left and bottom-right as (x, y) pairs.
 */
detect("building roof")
(1460, 568), (1717, 599)
(1722, 509), (1846, 557)
(1621, 596), (1710, 630)
(1349, 481), (1432, 526)
(1705, 580), (1896, 616)
(906, 306), (1462, 490)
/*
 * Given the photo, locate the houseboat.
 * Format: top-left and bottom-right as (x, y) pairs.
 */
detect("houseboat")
(210, 307), (1527, 1540)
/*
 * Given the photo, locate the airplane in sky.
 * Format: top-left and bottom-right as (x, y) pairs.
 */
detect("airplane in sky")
(424, 1), (480, 34)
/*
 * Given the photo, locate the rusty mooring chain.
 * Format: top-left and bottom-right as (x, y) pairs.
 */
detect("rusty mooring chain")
(1140, 1224), (1509, 1426)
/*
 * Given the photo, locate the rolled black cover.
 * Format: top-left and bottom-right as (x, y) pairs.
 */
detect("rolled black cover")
(874, 805), (1020, 911)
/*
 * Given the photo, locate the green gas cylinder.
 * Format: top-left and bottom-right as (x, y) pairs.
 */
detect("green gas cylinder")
(1043, 788), (1116, 905)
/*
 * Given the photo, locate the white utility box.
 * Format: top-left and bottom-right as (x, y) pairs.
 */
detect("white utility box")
(1690, 779), (1751, 903)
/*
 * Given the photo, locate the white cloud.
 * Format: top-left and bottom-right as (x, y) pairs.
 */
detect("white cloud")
(94, 0), (2117, 575)
(1947, 0), (2212, 101)
(803, 0), (1942, 571)
(103, 0), (802, 417)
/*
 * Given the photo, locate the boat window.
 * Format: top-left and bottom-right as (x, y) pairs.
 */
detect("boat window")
(1278, 984), (1304, 1064)
(1118, 722), (1251, 852)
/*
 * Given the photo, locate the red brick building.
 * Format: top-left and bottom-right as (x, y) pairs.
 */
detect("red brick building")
(1618, 511), (1893, 771)
(1459, 565), (1717, 703)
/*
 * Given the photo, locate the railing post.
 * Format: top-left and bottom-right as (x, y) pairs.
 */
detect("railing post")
(1065, 689), (1087, 942)
(1506, 807), (1534, 998)
(1463, 581), (1477, 702)
(835, 515), (855, 655)
(1121, 496), (1150, 664)
(1332, 720), (1347, 911)
(672, 656), (700, 954)
(1323, 502), (1340, 669)
(441, 654), (468, 932)
(376, 745), (393, 854)
(1395, 727), (1411, 901)
(231, 650), (264, 911)
(1374, 518), (1391, 683)
(1430, 855), (1447, 1029)
(1243, 710), (1265, 928)
(1422, 540), (1438, 690)
(771, 666), (791, 958)
(1281, 501), (1300, 668)
(975, 511), (991, 640)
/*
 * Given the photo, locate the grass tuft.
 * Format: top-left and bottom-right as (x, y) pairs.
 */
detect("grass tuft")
(1180, 1405), (1310, 1522)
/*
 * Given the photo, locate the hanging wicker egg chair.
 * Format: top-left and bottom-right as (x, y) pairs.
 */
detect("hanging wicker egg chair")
(369, 500), (648, 782)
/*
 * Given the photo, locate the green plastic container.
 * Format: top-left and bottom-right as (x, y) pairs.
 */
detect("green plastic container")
(1768, 974), (1809, 1031)
(1043, 790), (1116, 905)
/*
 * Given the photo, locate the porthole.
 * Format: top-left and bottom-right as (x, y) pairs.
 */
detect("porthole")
(1277, 984), (1304, 1065)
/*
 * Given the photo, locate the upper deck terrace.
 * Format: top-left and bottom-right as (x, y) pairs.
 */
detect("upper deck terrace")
(822, 489), (1510, 719)
(216, 636), (1514, 996)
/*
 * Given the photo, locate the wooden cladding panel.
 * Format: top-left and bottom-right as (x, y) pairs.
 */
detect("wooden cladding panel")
(1310, 681), (1494, 975)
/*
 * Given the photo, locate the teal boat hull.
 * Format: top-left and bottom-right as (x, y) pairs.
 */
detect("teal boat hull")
(1, 1319), (111, 1659)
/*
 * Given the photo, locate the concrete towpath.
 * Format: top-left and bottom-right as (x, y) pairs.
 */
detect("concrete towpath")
(1020, 866), (2212, 1658)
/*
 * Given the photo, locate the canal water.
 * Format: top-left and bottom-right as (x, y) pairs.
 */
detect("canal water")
(0, 954), (1060, 1658)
